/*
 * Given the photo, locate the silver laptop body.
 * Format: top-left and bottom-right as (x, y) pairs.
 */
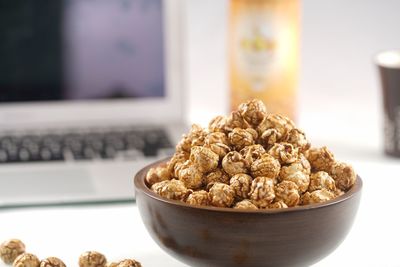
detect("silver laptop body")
(0, 0), (185, 207)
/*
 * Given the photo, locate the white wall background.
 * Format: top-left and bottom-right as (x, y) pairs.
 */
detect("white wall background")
(183, 0), (400, 133)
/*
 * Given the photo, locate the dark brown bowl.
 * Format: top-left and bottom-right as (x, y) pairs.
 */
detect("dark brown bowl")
(134, 159), (362, 267)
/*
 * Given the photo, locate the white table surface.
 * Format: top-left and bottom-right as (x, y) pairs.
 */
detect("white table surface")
(1, 110), (400, 267)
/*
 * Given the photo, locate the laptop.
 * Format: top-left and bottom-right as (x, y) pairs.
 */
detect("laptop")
(0, 0), (186, 207)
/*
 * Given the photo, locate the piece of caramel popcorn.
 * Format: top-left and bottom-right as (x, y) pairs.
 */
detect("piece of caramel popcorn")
(206, 131), (229, 146)
(208, 182), (235, 207)
(274, 181), (300, 207)
(78, 252), (107, 267)
(176, 124), (206, 153)
(189, 146), (219, 173)
(260, 128), (281, 147)
(151, 179), (190, 201)
(228, 128), (255, 151)
(234, 199), (258, 210)
(208, 115), (227, 133)
(176, 160), (204, 189)
(309, 171), (336, 192)
(145, 164), (171, 186)
(222, 151), (248, 176)
(13, 253), (40, 267)
(115, 259), (142, 267)
(167, 151), (189, 174)
(280, 171), (310, 193)
(330, 162), (356, 191)
(186, 190), (210, 206)
(279, 154), (311, 180)
(284, 128), (310, 152)
(0, 239), (25, 264)
(39, 257), (66, 267)
(268, 200), (288, 209)
(204, 132), (230, 158)
(250, 154), (280, 179)
(268, 142), (299, 165)
(238, 99), (267, 126)
(301, 189), (335, 205)
(204, 168), (230, 186)
(305, 146), (335, 172)
(229, 174), (253, 200)
(249, 177), (275, 208)
(239, 144), (266, 168)
(257, 114), (294, 139)
(224, 111), (250, 132)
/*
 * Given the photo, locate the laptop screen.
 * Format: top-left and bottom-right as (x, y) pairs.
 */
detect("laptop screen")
(0, 0), (165, 103)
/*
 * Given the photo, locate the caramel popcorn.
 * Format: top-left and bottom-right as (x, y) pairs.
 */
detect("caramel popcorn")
(147, 99), (357, 209)
(13, 253), (40, 267)
(176, 124), (206, 152)
(204, 132), (230, 158)
(257, 114), (294, 139)
(280, 171), (310, 193)
(260, 128), (280, 147)
(209, 182), (235, 207)
(222, 151), (248, 176)
(0, 239), (25, 264)
(330, 162), (356, 191)
(208, 115), (227, 133)
(177, 161), (203, 189)
(284, 128), (310, 152)
(268, 142), (299, 165)
(186, 190), (210, 206)
(274, 181), (300, 207)
(238, 99), (267, 126)
(39, 257), (66, 267)
(309, 171), (336, 192)
(78, 251), (107, 267)
(224, 111), (250, 132)
(115, 259), (142, 267)
(205, 131), (229, 146)
(145, 164), (171, 186)
(249, 177), (275, 208)
(301, 189), (335, 205)
(228, 128), (255, 151)
(250, 154), (280, 179)
(233, 199), (259, 210)
(229, 174), (253, 200)
(305, 146), (335, 172)
(189, 146), (219, 173)
(279, 154), (311, 179)
(151, 179), (190, 201)
(204, 168), (230, 186)
(268, 200), (288, 209)
(166, 151), (189, 174)
(240, 144), (266, 168)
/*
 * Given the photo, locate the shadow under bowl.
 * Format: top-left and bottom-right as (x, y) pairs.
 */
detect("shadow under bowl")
(134, 159), (363, 267)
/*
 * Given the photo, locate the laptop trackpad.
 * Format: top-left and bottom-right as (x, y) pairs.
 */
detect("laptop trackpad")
(0, 168), (95, 199)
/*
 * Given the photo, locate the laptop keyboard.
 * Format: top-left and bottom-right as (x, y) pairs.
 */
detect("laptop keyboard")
(0, 128), (174, 163)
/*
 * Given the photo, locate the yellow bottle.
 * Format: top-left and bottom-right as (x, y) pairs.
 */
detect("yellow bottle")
(229, 0), (300, 120)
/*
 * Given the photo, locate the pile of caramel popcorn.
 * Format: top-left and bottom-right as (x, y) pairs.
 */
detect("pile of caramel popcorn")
(0, 239), (141, 267)
(147, 99), (356, 209)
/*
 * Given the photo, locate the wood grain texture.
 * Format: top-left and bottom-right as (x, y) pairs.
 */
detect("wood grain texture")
(134, 159), (362, 267)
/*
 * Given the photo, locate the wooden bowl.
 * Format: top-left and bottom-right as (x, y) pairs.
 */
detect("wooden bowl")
(134, 159), (362, 267)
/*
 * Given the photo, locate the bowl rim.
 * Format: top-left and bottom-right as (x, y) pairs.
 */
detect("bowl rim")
(134, 158), (363, 214)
